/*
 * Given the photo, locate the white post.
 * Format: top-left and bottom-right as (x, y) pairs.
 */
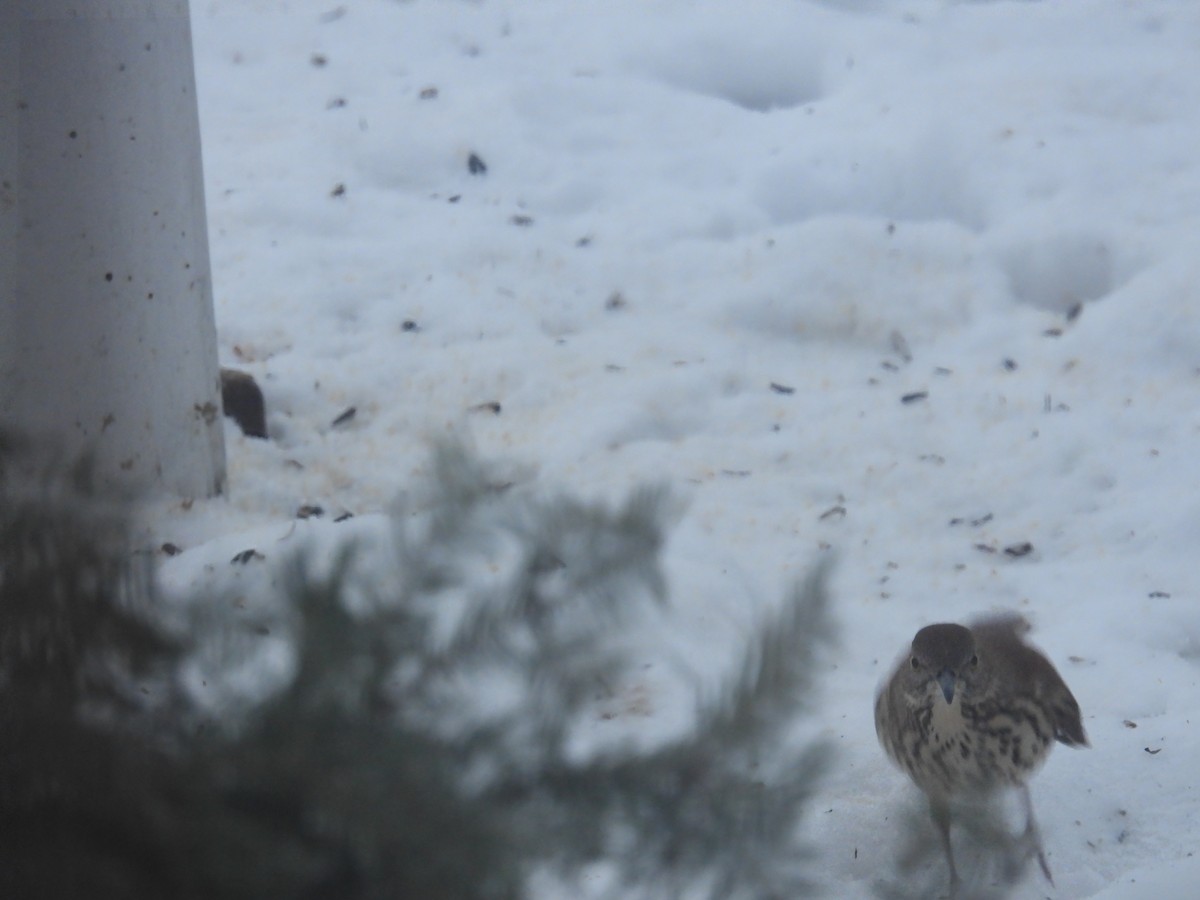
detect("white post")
(0, 0), (225, 497)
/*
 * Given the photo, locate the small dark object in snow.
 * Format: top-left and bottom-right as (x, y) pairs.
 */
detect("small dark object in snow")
(819, 505), (846, 521)
(605, 291), (626, 310)
(770, 382), (795, 395)
(401, 319), (419, 332)
(448, 194), (461, 203)
(1124, 720), (1138, 729)
(510, 214), (534, 227)
(1066, 301), (1083, 322)
(310, 53), (328, 67)
(1148, 590), (1171, 599)
(945, 513), (993, 528)
(469, 401), (502, 415)
(1003, 542), (1034, 558)
(1144, 747), (1162, 755)
(576, 235), (593, 247)
(933, 366), (954, 376)
(1003, 358), (1018, 371)
(974, 543), (997, 554)
(331, 406), (356, 427)
(468, 152), (487, 175)
(880, 361), (899, 372)
(220, 368), (268, 439)
(161, 542), (182, 556)
(900, 391), (928, 404)
(1043, 327), (1063, 338)
(231, 549), (264, 565)
(330, 182), (346, 198)
(327, 97), (347, 109)
(297, 505), (324, 520)
(334, 512), (354, 523)
(419, 86), (439, 100)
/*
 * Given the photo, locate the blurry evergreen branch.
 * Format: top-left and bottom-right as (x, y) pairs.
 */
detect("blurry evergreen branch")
(1, 431), (833, 899)
(0, 429), (187, 898)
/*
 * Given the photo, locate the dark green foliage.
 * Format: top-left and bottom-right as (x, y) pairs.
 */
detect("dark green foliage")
(1, 432), (833, 899)
(0, 430), (186, 898)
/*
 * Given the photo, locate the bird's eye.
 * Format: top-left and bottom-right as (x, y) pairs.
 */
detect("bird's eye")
(969, 654), (979, 667)
(910, 656), (921, 669)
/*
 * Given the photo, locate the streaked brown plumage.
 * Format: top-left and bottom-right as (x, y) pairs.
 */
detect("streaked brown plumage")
(875, 613), (1088, 895)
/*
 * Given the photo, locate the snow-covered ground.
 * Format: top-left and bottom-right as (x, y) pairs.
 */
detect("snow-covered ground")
(160, 1), (1200, 896)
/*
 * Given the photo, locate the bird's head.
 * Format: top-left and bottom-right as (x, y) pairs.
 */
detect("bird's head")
(908, 623), (981, 705)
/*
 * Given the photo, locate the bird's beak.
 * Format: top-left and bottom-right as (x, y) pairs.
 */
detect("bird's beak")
(936, 669), (957, 704)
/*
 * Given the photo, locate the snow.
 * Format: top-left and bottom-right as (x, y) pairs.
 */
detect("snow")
(158, 0), (1200, 895)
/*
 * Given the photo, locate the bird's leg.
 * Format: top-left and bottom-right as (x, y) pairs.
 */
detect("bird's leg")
(1019, 784), (1054, 886)
(930, 800), (960, 898)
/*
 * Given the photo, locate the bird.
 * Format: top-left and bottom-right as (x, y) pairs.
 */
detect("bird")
(874, 613), (1088, 896)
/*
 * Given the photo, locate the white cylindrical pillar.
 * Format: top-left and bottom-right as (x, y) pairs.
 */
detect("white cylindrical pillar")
(1, 0), (225, 497)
